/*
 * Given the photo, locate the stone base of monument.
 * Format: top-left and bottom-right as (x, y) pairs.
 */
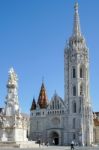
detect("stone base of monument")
(0, 141), (39, 148)
(18, 141), (39, 148)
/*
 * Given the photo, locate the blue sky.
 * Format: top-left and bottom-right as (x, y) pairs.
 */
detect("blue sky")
(0, 0), (99, 113)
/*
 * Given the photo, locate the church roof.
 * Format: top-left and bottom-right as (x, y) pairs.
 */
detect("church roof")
(37, 82), (48, 109)
(94, 112), (99, 115)
(94, 119), (99, 126)
(30, 98), (36, 110)
(52, 92), (64, 104)
(48, 92), (66, 110)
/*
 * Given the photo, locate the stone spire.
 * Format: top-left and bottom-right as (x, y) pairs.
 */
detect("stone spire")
(73, 2), (81, 37)
(37, 82), (48, 109)
(30, 98), (36, 111)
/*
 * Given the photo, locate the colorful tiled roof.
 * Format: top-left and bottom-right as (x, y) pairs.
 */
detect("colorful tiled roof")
(37, 82), (48, 109)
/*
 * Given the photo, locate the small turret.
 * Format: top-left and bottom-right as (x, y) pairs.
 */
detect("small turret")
(37, 82), (48, 109)
(30, 98), (36, 111)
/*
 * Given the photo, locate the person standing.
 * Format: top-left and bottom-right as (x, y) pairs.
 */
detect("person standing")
(53, 139), (55, 145)
(71, 141), (74, 150)
(38, 139), (41, 147)
(46, 141), (49, 147)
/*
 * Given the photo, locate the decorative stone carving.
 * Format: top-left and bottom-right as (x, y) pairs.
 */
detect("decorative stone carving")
(0, 67), (28, 142)
(7, 67), (18, 88)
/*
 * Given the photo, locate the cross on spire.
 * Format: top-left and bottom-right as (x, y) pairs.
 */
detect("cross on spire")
(73, 2), (81, 37)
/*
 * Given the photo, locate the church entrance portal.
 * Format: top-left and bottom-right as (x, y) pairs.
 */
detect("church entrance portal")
(51, 132), (59, 145)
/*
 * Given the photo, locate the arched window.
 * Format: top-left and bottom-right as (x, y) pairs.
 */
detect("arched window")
(80, 84), (83, 96)
(73, 118), (76, 129)
(50, 105), (52, 109)
(60, 103), (61, 109)
(72, 102), (76, 113)
(62, 110), (64, 114)
(79, 99), (81, 113)
(73, 86), (76, 96)
(52, 101), (54, 109)
(80, 67), (83, 78)
(73, 67), (76, 78)
(57, 101), (59, 109)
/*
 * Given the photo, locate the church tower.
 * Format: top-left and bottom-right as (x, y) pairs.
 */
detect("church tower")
(64, 2), (93, 145)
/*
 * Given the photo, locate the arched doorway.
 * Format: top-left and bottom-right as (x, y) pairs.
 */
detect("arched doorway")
(51, 132), (59, 145)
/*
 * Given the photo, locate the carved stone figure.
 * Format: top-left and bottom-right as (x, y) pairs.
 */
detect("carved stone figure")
(0, 68), (28, 142)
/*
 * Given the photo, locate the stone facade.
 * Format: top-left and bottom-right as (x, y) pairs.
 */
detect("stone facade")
(29, 2), (94, 146)
(30, 90), (67, 145)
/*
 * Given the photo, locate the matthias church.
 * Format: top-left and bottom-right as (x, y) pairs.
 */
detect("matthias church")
(29, 2), (94, 146)
(0, 2), (99, 147)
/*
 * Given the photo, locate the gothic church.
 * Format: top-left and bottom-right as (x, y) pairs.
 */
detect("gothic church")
(29, 2), (93, 146)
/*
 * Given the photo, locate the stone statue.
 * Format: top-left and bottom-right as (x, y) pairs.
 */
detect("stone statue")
(0, 116), (7, 128)
(7, 67), (18, 87)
